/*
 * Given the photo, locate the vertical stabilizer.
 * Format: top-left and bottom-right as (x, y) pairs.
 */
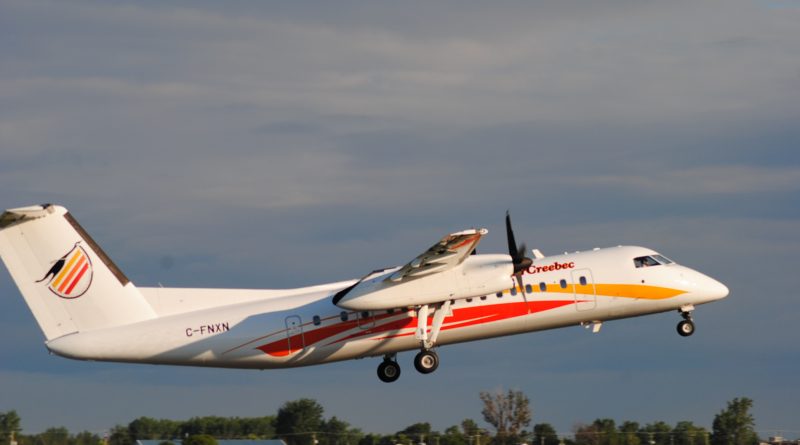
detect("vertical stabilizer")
(0, 204), (156, 341)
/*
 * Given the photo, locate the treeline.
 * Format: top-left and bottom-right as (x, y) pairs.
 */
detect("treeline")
(0, 396), (762, 445)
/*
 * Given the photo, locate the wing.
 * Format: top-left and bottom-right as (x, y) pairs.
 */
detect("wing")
(332, 228), (500, 310)
(387, 228), (487, 282)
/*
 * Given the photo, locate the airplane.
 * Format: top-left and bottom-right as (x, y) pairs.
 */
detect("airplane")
(0, 204), (729, 382)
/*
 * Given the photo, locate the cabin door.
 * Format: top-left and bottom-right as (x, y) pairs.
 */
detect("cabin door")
(285, 315), (305, 353)
(572, 269), (597, 311)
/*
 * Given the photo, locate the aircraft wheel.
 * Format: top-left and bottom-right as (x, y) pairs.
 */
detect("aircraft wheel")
(377, 360), (401, 383)
(413, 350), (439, 374)
(677, 319), (695, 337)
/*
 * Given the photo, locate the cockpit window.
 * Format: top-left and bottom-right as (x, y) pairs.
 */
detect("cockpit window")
(634, 255), (661, 268)
(652, 254), (674, 265)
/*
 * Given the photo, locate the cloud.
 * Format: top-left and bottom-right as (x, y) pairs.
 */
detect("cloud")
(568, 165), (800, 196)
(1, 0), (799, 437)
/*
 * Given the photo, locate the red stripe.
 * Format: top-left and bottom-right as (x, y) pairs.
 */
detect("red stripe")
(257, 300), (576, 356)
(57, 255), (85, 293)
(64, 263), (89, 295)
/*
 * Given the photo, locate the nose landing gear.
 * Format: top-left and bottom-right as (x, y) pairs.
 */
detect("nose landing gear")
(677, 305), (695, 337)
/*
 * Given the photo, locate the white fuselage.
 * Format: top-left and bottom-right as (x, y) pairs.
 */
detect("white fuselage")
(46, 246), (728, 369)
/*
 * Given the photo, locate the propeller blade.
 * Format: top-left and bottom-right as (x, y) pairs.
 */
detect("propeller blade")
(506, 212), (533, 273)
(505, 211), (518, 261)
(514, 271), (531, 314)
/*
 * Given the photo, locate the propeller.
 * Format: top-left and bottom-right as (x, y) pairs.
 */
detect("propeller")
(506, 211), (533, 308)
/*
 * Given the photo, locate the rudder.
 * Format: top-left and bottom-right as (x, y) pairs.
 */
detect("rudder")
(0, 204), (156, 341)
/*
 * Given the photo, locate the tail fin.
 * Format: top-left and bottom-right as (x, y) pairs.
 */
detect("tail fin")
(0, 204), (156, 341)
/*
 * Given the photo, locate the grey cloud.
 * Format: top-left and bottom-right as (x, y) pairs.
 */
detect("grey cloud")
(1, 0), (799, 436)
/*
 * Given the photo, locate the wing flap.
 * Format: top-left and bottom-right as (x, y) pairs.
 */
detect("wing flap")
(387, 228), (487, 283)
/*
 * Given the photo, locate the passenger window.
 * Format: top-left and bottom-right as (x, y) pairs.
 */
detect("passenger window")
(340, 311), (349, 322)
(387, 308), (395, 314)
(496, 291), (503, 297)
(559, 279), (567, 289)
(525, 284), (533, 294)
(510, 287), (518, 296)
(579, 276), (587, 286)
(466, 298), (473, 303)
(361, 311), (370, 319)
(539, 282), (546, 292)
(480, 295), (487, 300)
(313, 315), (321, 326)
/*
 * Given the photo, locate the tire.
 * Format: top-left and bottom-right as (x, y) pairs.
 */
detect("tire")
(377, 360), (401, 383)
(677, 319), (695, 337)
(413, 350), (439, 374)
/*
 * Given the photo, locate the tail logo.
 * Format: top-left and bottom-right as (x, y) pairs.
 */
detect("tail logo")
(36, 243), (94, 299)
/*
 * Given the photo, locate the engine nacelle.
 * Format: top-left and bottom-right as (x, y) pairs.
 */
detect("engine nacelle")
(335, 254), (514, 311)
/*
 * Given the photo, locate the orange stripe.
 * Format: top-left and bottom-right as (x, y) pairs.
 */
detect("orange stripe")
(595, 283), (685, 300)
(507, 282), (685, 300)
(57, 256), (86, 293)
(51, 250), (82, 289)
(65, 263), (89, 295)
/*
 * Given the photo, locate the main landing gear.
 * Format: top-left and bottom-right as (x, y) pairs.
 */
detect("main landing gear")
(377, 354), (401, 383)
(376, 349), (440, 383)
(377, 302), (449, 382)
(677, 305), (696, 337)
(414, 349), (439, 374)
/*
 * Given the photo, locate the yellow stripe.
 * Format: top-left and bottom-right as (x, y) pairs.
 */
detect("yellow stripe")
(595, 283), (685, 300)
(505, 283), (685, 300)
(51, 250), (83, 289)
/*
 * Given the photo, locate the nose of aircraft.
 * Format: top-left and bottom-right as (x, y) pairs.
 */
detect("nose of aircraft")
(704, 275), (729, 301)
(674, 265), (729, 302)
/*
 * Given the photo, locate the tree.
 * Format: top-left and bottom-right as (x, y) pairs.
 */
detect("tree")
(73, 431), (102, 445)
(480, 389), (532, 445)
(276, 399), (325, 445)
(618, 422), (640, 445)
(129, 417), (180, 440)
(533, 423), (559, 445)
(108, 425), (133, 445)
(574, 423), (600, 445)
(673, 422), (708, 445)
(638, 422), (671, 445)
(358, 434), (381, 445)
(461, 420), (480, 438)
(0, 411), (21, 445)
(711, 398), (758, 445)
(30, 428), (70, 445)
(397, 423), (432, 444)
(319, 416), (361, 445)
(183, 435), (218, 445)
(440, 425), (468, 445)
(592, 420), (619, 445)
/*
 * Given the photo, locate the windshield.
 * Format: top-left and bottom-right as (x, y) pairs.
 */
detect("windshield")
(633, 255), (674, 268)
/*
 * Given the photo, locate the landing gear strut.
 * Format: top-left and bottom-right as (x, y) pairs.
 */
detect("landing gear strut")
(677, 306), (695, 337)
(377, 354), (401, 383)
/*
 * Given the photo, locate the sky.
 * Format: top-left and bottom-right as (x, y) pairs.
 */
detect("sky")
(1, 0), (799, 439)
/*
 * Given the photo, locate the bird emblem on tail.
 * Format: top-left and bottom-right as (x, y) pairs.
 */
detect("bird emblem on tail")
(37, 242), (93, 299)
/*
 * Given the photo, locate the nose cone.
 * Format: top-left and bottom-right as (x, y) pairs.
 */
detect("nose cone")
(674, 265), (729, 303)
(705, 276), (729, 301)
